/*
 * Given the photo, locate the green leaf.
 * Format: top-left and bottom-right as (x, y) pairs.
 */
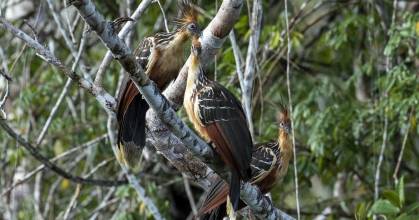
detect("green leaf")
(369, 199), (400, 216)
(398, 176), (405, 207)
(355, 202), (370, 220)
(270, 31), (282, 48)
(396, 214), (419, 220)
(115, 186), (131, 198)
(383, 190), (401, 208)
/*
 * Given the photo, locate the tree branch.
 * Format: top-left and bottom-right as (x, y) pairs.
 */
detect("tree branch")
(284, 0), (301, 218)
(0, 119), (127, 187)
(94, 0), (153, 86)
(242, 0), (263, 138)
(0, 69), (9, 119)
(0, 16), (117, 115)
(393, 109), (413, 182)
(46, 0), (91, 78)
(1, 134), (108, 196)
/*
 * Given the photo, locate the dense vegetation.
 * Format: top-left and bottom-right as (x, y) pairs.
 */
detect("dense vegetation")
(0, 0), (418, 219)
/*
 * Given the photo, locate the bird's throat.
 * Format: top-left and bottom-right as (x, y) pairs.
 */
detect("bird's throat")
(279, 131), (292, 158)
(187, 56), (202, 85)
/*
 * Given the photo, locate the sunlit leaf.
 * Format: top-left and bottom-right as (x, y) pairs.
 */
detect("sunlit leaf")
(369, 199), (400, 216)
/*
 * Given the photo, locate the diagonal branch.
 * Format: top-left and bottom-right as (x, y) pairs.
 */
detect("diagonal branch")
(94, 0), (153, 86)
(393, 109), (413, 182)
(36, 24), (89, 146)
(0, 119), (127, 187)
(0, 16), (117, 115)
(46, 0), (91, 78)
(1, 134), (108, 197)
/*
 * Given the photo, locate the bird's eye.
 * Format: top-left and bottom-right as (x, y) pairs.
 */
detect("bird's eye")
(279, 122), (284, 127)
(188, 23), (196, 30)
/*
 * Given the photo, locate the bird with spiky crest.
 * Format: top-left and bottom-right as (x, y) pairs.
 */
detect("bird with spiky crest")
(116, 0), (200, 169)
(174, 0), (198, 27)
(184, 36), (253, 213)
(198, 105), (293, 220)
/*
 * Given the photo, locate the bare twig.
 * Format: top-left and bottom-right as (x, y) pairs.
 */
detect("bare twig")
(242, 0), (262, 138)
(280, 0), (312, 38)
(36, 23), (89, 146)
(1, 134), (107, 196)
(64, 3), (77, 44)
(284, 0), (301, 219)
(182, 173), (198, 216)
(65, 96), (78, 119)
(229, 30), (245, 98)
(85, 158), (114, 177)
(0, 16), (117, 114)
(0, 32), (14, 120)
(155, 0), (169, 33)
(374, 107), (388, 202)
(88, 187), (117, 220)
(35, 79), (72, 145)
(393, 110), (413, 182)
(0, 120), (127, 187)
(0, 70), (9, 119)
(125, 0), (135, 47)
(33, 172), (44, 220)
(43, 178), (62, 217)
(0, 69), (11, 81)
(374, 0), (398, 210)
(63, 184), (82, 220)
(46, 0), (90, 78)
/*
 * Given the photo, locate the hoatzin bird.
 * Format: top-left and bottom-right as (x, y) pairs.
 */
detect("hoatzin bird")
(116, 1), (200, 168)
(184, 37), (253, 211)
(198, 106), (293, 219)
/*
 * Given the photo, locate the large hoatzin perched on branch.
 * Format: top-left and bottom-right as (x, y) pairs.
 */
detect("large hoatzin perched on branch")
(199, 107), (293, 219)
(184, 37), (253, 211)
(116, 1), (200, 168)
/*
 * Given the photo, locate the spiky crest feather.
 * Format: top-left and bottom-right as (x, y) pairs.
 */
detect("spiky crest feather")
(277, 102), (289, 122)
(173, 0), (198, 27)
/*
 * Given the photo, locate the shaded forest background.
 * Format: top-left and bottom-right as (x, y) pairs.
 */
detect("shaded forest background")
(0, 0), (418, 219)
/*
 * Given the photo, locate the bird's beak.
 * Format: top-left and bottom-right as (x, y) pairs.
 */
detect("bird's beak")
(193, 27), (201, 36)
(285, 125), (292, 134)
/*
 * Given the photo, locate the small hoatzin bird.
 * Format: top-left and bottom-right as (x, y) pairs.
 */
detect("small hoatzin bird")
(116, 1), (200, 168)
(198, 106), (293, 219)
(184, 37), (253, 211)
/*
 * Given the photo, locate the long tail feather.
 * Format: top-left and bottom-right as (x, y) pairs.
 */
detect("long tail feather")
(229, 171), (241, 211)
(117, 96), (148, 168)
